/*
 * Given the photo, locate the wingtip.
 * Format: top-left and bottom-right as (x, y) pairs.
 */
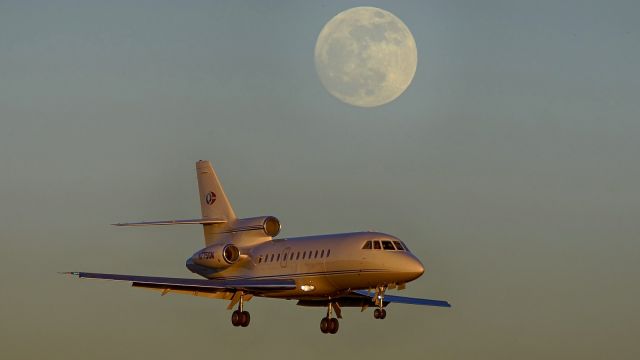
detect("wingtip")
(59, 271), (80, 276)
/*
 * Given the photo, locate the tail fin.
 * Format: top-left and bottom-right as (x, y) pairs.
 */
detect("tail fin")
(114, 160), (275, 247)
(196, 160), (236, 221)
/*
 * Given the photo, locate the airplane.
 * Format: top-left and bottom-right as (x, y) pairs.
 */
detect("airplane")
(64, 160), (450, 334)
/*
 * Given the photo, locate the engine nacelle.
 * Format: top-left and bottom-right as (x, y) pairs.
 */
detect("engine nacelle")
(191, 243), (241, 270)
(228, 216), (281, 237)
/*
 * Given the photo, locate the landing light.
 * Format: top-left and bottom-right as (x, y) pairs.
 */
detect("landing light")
(300, 285), (315, 292)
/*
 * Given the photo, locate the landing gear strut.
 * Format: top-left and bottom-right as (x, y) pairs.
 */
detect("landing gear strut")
(320, 302), (339, 334)
(231, 294), (250, 327)
(373, 285), (387, 320)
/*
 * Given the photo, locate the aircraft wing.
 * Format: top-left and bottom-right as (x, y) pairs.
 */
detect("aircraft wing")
(63, 272), (296, 293)
(112, 217), (227, 226)
(352, 290), (452, 308)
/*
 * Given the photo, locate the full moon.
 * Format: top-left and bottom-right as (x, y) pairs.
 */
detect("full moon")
(314, 7), (418, 107)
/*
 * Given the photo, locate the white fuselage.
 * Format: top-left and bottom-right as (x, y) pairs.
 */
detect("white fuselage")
(186, 231), (425, 299)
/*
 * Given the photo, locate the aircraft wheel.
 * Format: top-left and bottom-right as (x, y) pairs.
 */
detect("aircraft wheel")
(240, 311), (250, 327)
(231, 310), (241, 326)
(320, 317), (330, 334)
(328, 318), (339, 334)
(373, 308), (381, 319)
(379, 309), (387, 319)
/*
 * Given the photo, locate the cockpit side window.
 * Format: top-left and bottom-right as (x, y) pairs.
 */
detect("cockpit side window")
(393, 241), (405, 251)
(400, 241), (410, 252)
(362, 241), (372, 249)
(382, 240), (395, 250)
(373, 241), (382, 250)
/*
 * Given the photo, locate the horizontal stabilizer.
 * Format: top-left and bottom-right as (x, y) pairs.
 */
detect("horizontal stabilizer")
(62, 272), (296, 292)
(352, 290), (452, 308)
(112, 218), (227, 226)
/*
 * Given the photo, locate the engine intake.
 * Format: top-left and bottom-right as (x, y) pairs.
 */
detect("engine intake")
(191, 243), (241, 270)
(222, 244), (240, 264)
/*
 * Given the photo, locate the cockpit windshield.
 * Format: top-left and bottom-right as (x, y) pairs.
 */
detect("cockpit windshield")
(362, 239), (407, 251)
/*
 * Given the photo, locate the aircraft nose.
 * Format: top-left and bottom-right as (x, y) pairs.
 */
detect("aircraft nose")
(405, 256), (425, 280)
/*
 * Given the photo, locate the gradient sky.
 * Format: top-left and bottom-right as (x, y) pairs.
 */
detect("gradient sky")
(1, 1), (639, 359)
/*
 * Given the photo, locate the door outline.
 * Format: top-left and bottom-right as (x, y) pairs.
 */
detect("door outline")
(280, 247), (291, 268)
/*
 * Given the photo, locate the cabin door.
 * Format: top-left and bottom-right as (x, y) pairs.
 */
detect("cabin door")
(280, 247), (291, 268)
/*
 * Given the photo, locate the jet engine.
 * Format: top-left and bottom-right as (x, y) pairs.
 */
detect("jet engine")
(191, 243), (241, 270)
(228, 216), (281, 237)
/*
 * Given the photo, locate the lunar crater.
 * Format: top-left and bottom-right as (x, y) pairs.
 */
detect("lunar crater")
(315, 7), (417, 107)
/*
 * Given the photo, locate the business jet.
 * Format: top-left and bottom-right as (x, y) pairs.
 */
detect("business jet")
(64, 160), (450, 334)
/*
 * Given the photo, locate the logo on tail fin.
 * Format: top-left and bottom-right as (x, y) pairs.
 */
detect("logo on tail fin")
(205, 191), (217, 205)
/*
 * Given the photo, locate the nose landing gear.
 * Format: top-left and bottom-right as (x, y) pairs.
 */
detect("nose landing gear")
(373, 285), (387, 320)
(373, 308), (386, 319)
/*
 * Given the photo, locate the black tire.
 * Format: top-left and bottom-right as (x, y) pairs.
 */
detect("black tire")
(329, 318), (339, 334)
(231, 310), (241, 326)
(373, 308), (381, 319)
(380, 309), (387, 319)
(320, 317), (330, 334)
(240, 311), (250, 327)
(320, 317), (329, 333)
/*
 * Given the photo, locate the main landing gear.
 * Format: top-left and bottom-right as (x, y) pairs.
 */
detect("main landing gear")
(231, 294), (250, 327)
(231, 309), (250, 327)
(320, 302), (340, 334)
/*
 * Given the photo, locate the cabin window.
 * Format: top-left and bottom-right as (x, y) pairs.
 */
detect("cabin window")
(296, 252), (300, 260)
(314, 250), (318, 258)
(320, 249), (325, 258)
(290, 252), (294, 261)
(327, 249), (331, 257)
(270, 254), (274, 262)
(393, 241), (405, 251)
(373, 241), (382, 250)
(277, 254), (280, 261)
(382, 240), (395, 251)
(258, 256), (262, 264)
(362, 241), (372, 249)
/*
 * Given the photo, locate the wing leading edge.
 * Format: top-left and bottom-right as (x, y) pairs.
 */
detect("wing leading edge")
(112, 217), (227, 226)
(63, 272), (296, 292)
(352, 290), (451, 308)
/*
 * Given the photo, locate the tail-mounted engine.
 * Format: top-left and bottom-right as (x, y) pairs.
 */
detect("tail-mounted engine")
(201, 215), (282, 248)
(225, 216), (281, 237)
(191, 243), (241, 270)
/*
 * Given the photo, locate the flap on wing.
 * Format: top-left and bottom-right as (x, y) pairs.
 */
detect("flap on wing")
(112, 218), (227, 226)
(63, 272), (296, 292)
(352, 290), (451, 308)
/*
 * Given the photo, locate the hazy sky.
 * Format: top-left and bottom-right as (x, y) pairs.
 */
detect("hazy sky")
(1, 1), (639, 359)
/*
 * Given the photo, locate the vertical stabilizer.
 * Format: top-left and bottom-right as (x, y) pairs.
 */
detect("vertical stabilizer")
(196, 160), (236, 221)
